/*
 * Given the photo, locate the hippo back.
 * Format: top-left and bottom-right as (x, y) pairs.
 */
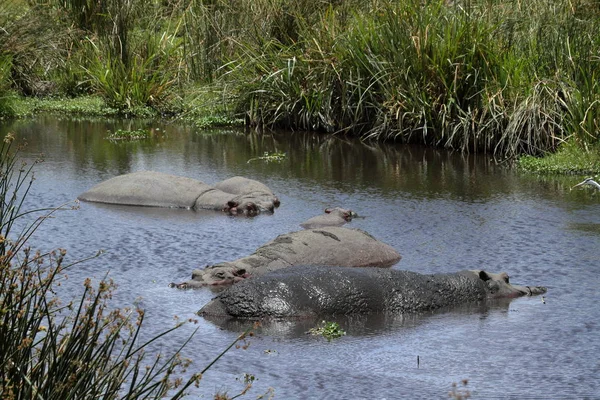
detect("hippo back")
(78, 171), (208, 208)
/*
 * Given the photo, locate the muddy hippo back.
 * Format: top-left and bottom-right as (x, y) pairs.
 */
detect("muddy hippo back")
(254, 227), (401, 269)
(199, 266), (547, 319)
(181, 227), (403, 286)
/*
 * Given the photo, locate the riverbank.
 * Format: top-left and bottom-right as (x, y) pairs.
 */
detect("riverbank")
(5, 94), (600, 175)
(1, 0), (599, 172)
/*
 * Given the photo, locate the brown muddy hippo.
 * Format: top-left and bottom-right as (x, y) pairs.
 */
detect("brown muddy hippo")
(300, 207), (356, 229)
(78, 171), (280, 215)
(198, 266), (547, 319)
(172, 227), (401, 287)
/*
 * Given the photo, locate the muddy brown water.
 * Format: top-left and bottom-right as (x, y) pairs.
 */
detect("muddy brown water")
(2, 116), (599, 399)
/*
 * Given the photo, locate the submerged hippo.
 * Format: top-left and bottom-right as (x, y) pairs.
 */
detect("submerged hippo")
(300, 207), (356, 229)
(78, 171), (279, 215)
(199, 266), (547, 319)
(172, 227), (401, 287)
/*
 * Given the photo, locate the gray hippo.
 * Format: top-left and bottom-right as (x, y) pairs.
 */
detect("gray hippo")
(78, 171), (279, 215)
(300, 207), (357, 229)
(199, 266), (547, 319)
(172, 227), (401, 287)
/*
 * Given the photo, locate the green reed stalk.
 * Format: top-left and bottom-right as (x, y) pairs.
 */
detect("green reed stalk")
(218, 0), (600, 156)
(5, 0), (600, 154)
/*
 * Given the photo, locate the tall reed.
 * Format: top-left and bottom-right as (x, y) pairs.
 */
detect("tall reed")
(5, 0), (600, 155)
(219, 0), (600, 156)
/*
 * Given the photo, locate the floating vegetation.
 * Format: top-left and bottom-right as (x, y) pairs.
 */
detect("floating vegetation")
(247, 151), (287, 163)
(518, 140), (600, 175)
(307, 321), (346, 341)
(194, 115), (244, 129)
(107, 128), (150, 141)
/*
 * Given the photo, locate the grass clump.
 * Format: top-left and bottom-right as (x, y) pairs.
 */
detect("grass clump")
(16, 96), (120, 117)
(247, 151), (287, 164)
(0, 133), (260, 398)
(518, 139), (600, 175)
(307, 321), (346, 341)
(107, 128), (151, 141)
(3, 0), (600, 159)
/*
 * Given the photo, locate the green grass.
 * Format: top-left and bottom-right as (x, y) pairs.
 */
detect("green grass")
(106, 128), (151, 141)
(307, 321), (346, 341)
(247, 151), (287, 164)
(15, 96), (120, 117)
(2, 0), (600, 160)
(518, 139), (600, 175)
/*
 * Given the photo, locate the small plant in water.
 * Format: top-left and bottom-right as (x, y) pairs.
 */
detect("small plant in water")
(247, 151), (287, 163)
(106, 128), (150, 141)
(307, 321), (346, 341)
(194, 115), (244, 129)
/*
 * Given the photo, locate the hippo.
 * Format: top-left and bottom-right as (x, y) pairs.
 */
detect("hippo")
(78, 171), (280, 215)
(300, 207), (357, 229)
(172, 227), (401, 287)
(198, 266), (547, 319)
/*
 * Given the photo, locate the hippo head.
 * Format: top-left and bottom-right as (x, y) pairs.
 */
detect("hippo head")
(179, 265), (249, 287)
(224, 195), (280, 216)
(224, 200), (259, 216)
(325, 207), (356, 222)
(471, 270), (547, 298)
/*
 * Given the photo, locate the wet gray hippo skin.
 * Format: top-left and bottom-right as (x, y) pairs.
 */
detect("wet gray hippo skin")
(174, 227), (401, 287)
(300, 207), (356, 229)
(78, 171), (280, 215)
(198, 266), (547, 319)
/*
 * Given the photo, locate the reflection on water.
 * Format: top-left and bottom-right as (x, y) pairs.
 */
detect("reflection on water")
(202, 299), (514, 338)
(1, 116), (600, 399)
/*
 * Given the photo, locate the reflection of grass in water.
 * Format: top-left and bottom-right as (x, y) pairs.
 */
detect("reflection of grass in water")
(0, 134), (262, 398)
(107, 128), (150, 140)
(567, 223), (600, 235)
(247, 151), (287, 163)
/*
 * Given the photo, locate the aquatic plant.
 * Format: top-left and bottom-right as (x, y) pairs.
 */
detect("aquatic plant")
(0, 134), (259, 398)
(247, 151), (287, 163)
(307, 321), (346, 341)
(518, 139), (600, 175)
(106, 128), (150, 141)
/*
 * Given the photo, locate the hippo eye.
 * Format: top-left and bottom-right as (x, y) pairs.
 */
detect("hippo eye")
(504, 275), (510, 284)
(214, 271), (226, 279)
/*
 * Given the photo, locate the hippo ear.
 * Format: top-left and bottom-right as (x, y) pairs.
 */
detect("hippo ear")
(478, 271), (491, 282)
(324, 208), (333, 214)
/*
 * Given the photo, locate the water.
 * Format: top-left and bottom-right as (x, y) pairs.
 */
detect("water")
(2, 116), (599, 399)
